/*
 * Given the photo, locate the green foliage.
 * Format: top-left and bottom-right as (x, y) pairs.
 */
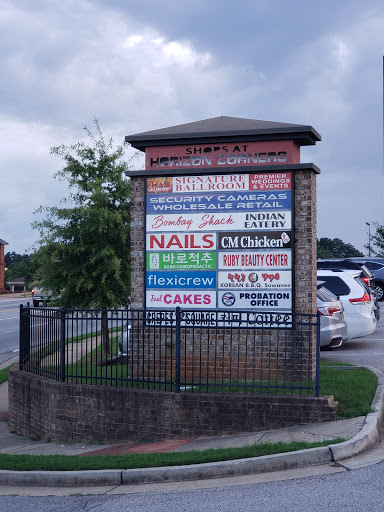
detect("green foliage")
(4, 252), (35, 288)
(317, 237), (363, 258)
(32, 120), (137, 309)
(366, 222), (384, 256)
(317, 243), (335, 259)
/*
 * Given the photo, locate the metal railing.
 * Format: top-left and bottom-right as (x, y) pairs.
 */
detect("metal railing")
(19, 305), (320, 396)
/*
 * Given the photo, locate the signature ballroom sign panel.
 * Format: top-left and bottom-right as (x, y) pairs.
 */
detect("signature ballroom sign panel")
(145, 172), (293, 321)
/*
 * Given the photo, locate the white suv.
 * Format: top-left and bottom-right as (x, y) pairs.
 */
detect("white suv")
(317, 269), (377, 339)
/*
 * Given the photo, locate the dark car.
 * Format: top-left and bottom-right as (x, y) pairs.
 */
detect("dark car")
(348, 257), (384, 302)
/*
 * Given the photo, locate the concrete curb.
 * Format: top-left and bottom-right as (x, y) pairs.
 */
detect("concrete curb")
(0, 469), (123, 487)
(330, 366), (384, 462)
(0, 366), (383, 487)
(121, 446), (333, 485)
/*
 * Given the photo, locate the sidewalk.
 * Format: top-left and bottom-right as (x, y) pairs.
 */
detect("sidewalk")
(0, 362), (383, 487)
(0, 292), (31, 299)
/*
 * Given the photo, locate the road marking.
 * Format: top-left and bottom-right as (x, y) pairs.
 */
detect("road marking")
(324, 352), (384, 356)
(0, 316), (18, 321)
(357, 339), (384, 341)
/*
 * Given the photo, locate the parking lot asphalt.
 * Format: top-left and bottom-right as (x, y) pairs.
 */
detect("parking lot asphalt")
(0, 354), (383, 488)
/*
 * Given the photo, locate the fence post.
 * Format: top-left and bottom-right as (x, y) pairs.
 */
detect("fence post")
(19, 304), (30, 370)
(175, 306), (181, 393)
(60, 307), (66, 382)
(315, 310), (321, 397)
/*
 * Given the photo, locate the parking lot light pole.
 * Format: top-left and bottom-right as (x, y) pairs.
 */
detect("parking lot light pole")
(366, 222), (371, 256)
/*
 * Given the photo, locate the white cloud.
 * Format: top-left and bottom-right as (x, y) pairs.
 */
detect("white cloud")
(123, 35), (144, 47)
(332, 37), (352, 69)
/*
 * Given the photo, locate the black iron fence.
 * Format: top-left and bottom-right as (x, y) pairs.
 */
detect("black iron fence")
(19, 305), (320, 396)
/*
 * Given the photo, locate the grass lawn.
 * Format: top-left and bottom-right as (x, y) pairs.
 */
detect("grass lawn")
(0, 364), (14, 385)
(0, 439), (346, 472)
(319, 360), (377, 419)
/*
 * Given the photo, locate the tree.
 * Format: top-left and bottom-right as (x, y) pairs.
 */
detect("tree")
(316, 242), (334, 259)
(4, 252), (36, 288)
(32, 119), (137, 354)
(317, 237), (363, 258)
(366, 222), (384, 256)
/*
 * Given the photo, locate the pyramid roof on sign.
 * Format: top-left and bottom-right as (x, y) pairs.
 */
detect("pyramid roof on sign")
(125, 116), (321, 151)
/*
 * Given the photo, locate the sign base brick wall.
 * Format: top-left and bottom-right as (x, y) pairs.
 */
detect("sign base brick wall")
(128, 167), (319, 382)
(8, 367), (337, 444)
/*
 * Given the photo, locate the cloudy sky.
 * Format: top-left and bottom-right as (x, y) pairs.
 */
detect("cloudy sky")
(1, 0), (384, 255)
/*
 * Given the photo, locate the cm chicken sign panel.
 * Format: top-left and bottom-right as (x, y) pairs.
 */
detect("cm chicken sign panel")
(145, 172), (292, 314)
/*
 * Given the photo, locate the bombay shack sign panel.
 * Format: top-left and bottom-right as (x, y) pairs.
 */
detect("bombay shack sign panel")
(145, 140), (299, 169)
(145, 171), (293, 314)
(146, 212), (292, 232)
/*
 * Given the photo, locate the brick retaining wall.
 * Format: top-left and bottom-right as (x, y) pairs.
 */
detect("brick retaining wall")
(8, 367), (337, 444)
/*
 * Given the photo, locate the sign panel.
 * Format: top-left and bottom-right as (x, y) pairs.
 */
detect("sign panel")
(249, 173), (292, 190)
(146, 191), (291, 213)
(218, 230), (292, 250)
(145, 141), (300, 169)
(147, 173), (292, 194)
(218, 251), (292, 269)
(145, 309), (293, 328)
(218, 290), (292, 310)
(146, 271), (216, 289)
(146, 290), (216, 308)
(145, 171), (293, 314)
(147, 252), (216, 270)
(147, 212), (291, 232)
(218, 270), (291, 289)
(147, 232), (216, 251)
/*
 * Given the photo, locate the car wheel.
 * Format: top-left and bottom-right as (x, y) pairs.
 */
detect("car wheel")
(375, 283), (384, 301)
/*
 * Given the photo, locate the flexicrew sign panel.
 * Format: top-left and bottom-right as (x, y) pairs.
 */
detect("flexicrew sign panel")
(145, 171), (293, 313)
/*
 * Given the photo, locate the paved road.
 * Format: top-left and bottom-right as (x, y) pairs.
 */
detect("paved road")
(320, 315), (384, 371)
(0, 295), (108, 366)
(0, 296), (31, 365)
